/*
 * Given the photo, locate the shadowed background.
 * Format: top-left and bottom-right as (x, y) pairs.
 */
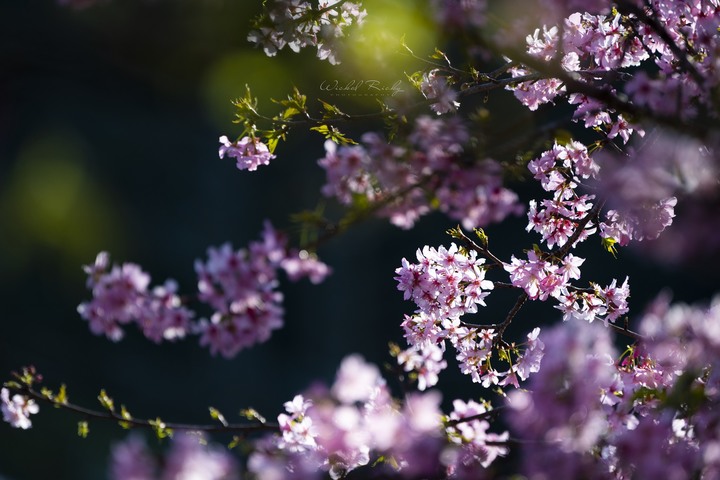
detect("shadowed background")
(1, 1), (718, 478)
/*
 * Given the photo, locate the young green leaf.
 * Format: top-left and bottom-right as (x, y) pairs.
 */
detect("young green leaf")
(77, 421), (89, 438)
(97, 389), (115, 413)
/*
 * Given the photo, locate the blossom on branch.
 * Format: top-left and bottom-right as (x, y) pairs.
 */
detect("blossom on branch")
(1, 388), (39, 430)
(420, 70), (460, 114)
(318, 116), (521, 230)
(196, 221), (331, 358)
(218, 135), (276, 172)
(78, 253), (194, 343)
(248, 354), (509, 478)
(247, 0), (366, 64)
(79, 222), (330, 358)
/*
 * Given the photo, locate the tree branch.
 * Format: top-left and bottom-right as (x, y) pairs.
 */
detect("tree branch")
(18, 385), (279, 435)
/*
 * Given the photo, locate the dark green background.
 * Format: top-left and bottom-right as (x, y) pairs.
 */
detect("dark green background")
(1, 1), (717, 478)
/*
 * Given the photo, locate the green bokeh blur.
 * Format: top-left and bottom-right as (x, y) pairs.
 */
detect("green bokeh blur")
(1, 2), (718, 479)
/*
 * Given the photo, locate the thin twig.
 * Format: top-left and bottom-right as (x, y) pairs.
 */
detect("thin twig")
(19, 385), (279, 434)
(455, 229), (505, 269)
(495, 292), (529, 342)
(445, 406), (504, 427)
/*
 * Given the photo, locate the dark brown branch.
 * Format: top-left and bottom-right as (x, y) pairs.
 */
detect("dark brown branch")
(454, 229), (505, 269)
(445, 406), (504, 427)
(617, 0), (707, 89)
(20, 385), (279, 434)
(496, 42), (716, 141)
(494, 292), (529, 344)
(608, 318), (644, 341)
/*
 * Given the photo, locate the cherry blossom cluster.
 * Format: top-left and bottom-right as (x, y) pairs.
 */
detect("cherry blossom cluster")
(504, 250), (583, 300)
(506, 294), (720, 478)
(507, 319), (622, 478)
(526, 140), (599, 249)
(1, 387), (39, 430)
(395, 243), (546, 390)
(195, 221), (330, 358)
(506, 16), (642, 143)
(597, 129), (718, 261)
(444, 399), (510, 476)
(78, 222), (331, 357)
(110, 433), (240, 480)
(318, 115), (522, 230)
(247, 354), (510, 478)
(599, 199), (677, 247)
(618, 1), (720, 119)
(505, 138), (633, 324)
(78, 252), (194, 343)
(218, 135), (276, 172)
(420, 69), (460, 115)
(507, 2), (720, 131)
(521, 116), (680, 255)
(594, 129), (719, 247)
(247, 0), (366, 64)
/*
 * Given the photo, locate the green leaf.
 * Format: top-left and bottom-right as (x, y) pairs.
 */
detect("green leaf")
(43, 384), (68, 407)
(497, 348), (508, 362)
(209, 407), (229, 427)
(239, 408), (267, 424)
(318, 99), (348, 120)
(388, 342), (401, 358)
(272, 87), (307, 114)
(228, 436), (241, 450)
(474, 228), (489, 248)
(602, 237), (619, 258)
(405, 71), (424, 90)
(40, 387), (53, 400)
(266, 136), (280, 154)
(149, 417), (173, 440)
(280, 107), (300, 120)
(98, 389), (115, 413)
(56, 384), (68, 405)
(554, 129), (574, 146)
(17, 367), (36, 387)
(446, 225), (463, 240)
(263, 125), (289, 154)
(430, 48), (450, 66)
(232, 84), (260, 127)
(310, 124), (357, 145)
(78, 421), (89, 438)
(119, 405), (132, 429)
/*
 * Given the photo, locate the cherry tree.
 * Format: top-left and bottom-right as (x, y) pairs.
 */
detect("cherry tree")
(3, 0), (720, 478)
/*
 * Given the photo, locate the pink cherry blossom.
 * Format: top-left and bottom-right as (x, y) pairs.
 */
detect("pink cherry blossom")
(420, 69), (460, 114)
(78, 253), (192, 343)
(218, 135), (276, 172)
(318, 116), (520, 230)
(1, 388), (39, 430)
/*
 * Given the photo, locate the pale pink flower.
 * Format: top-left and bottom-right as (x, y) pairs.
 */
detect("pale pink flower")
(420, 70), (460, 114)
(1, 388), (39, 430)
(218, 135), (276, 171)
(332, 354), (382, 404)
(109, 434), (156, 480)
